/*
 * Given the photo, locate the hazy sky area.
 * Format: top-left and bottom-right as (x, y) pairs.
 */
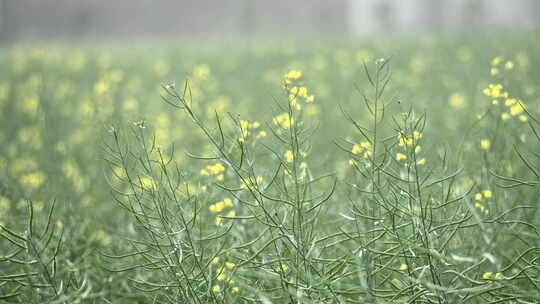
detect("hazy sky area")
(0, 0), (539, 43)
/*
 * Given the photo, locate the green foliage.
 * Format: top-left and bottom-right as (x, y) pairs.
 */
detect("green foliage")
(0, 34), (539, 303)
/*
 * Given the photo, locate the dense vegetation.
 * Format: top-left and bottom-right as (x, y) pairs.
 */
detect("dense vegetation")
(0, 33), (539, 303)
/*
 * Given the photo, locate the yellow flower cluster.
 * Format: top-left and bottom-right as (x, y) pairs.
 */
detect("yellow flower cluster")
(349, 141), (373, 167)
(240, 176), (264, 191)
(283, 150), (308, 175)
(239, 120), (266, 142)
(209, 198), (234, 213)
(209, 198), (236, 226)
(211, 258), (239, 293)
(272, 113), (293, 129)
(396, 131), (426, 165)
(200, 163), (226, 181)
(288, 86), (315, 110)
(351, 141), (372, 158)
(473, 189), (492, 215)
(490, 56), (514, 76)
(284, 150), (307, 163)
(482, 271), (503, 281)
(483, 84), (508, 99)
(483, 59), (528, 122)
(283, 70), (302, 83)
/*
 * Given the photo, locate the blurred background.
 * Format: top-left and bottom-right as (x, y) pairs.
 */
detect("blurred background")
(0, 0), (539, 43)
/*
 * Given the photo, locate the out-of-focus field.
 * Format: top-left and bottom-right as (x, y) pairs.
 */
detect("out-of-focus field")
(0, 33), (539, 303)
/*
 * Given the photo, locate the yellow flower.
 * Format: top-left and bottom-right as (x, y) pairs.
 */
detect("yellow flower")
(227, 210), (236, 217)
(298, 87), (308, 98)
(351, 145), (362, 155)
(225, 262), (236, 269)
(510, 103), (524, 116)
(490, 68), (499, 76)
(232, 286), (240, 293)
(284, 150), (294, 163)
(501, 113), (510, 120)
(475, 193), (483, 201)
(256, 130), (267, 139)
(491, 57), (503, 66)
(273, 113), (293, 129)
(504, 61), (514, 70)
(519, 115), (528, 122)
(480, 139), (491, 150)
(217, 273), (226, 281)
(94, 80), (109, 94)
(20, 172), (46, 190)
(223, 198), (233, 208)
(215, 217), (224, 226)
(348, 159), (357, 166)
(482, 272), (493, 280)
(399, 264), (408, 271)
(415, 146), (422, 154)
(283, 70), (302, 80)
(212, 257), (220, 264)
(417, 158), (426, 165)
(396, 153), (407, 161)
(212, 285), (221, 293)
(449, 93), (466, 109)
(482, 190), (492, 198)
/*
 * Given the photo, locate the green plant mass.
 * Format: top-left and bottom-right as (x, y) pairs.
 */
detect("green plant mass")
(0, 34), (539, 303)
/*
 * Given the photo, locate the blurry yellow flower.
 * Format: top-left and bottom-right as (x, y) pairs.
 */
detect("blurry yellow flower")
(20, 172), (45, 190)
(212, 285), (221, 293)
(449, 93), (466, 109)
(193, 64), (210, 81)
(256, 131), (267, 139)
(283, 70), (302, 80)
(396, 153), (407, 161)
(94, 80), (109, 94)
(217, 273), (226, 281)
(417, 158), (426, 165)
(504, 61), (514, 70)
(225, 262), (236, 269)
(482, 190), (492, 198)
(273, 113), (293, 129)
(285, 150), (294, 163)
(491, 57), (503, 66)
(141, 177), (157, 191)
(510, 103), (524, 116)
(212, 257), (220, 264)
(232, 286), (240, 293)
(480, 139), (491, 150)
(215, 217), (224, 226)
(482, 272), (493, 280)
(21, 95), (40, 115)
(399, 264), (408, 271)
